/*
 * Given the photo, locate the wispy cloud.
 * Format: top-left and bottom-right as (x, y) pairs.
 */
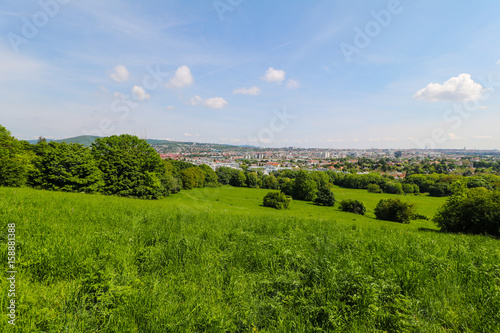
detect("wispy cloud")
(189, 95), (228, 109)
(233, 86), (261, 95)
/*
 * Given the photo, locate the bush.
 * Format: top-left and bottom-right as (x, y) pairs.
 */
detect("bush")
(429, 183), (451, 197)
(434, 187), (500, 236)
(339, 199), (366, 215)
(374, 198), (415, 224)
(263, 191), (291, 210)
(384, 182), (404, 195)
(367, 183), (382, 193)
(402, 183), (414, 195)
(313, 183), (336, 206)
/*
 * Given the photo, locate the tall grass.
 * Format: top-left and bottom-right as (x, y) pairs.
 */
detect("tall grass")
(1, 187), (499, 332)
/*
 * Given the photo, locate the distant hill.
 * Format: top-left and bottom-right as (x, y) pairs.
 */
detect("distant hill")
(27, 135), (101, 147)
(24, 135), (252, 149)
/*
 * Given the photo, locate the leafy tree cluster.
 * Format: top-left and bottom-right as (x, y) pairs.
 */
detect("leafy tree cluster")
(374, 198), (415, 224)
(434, 187), (500, 237)
(262, 191), (291, 210)
(338, 199), (366, 215)
(0, 125), (221, 199)
(0, 125), (33, 187)
(29, 141), (103, 193)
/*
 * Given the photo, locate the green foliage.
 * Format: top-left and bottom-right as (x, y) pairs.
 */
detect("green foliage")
(292, 170), (318, 201)
(402, 183), (420, 195)
(246, 172), (260, 188)
(367, 183), (382, 193)
(29, 141), (103, 193)
(179, 167), (205, 189)
(429, 183), (452, 197)
(198, 164), (218, 187)
(313, 183), (336, 206)
(262, 174), (278, 189)
(339, 199), (366, 215)
(0, 124), (33, 187)
(263, 191), (291, 209)
(91, 135), (168, 199)
(374, 198), (415, 224)
(384, 181), (404, 195)
(434, 187), (500, 236)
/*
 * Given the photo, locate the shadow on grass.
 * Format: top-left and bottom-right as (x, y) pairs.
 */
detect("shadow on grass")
(418, 227), (442, 233)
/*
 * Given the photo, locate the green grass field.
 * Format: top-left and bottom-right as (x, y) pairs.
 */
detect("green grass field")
(1, 186), (499, 332)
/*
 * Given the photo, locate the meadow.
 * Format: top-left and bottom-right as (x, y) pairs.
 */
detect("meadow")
(1, 186), (499, 332)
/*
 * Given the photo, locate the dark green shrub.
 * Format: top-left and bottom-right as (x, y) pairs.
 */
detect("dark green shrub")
(402, 183), (414, 195)
(339, 199), (366, 215)
(434, 187), (500, 236)
(313, 183), (336, 206)
(374, 198), (415, 223)
(384, 182), (404, 195)
(263, 191), (291, 210)
(367, 183), (382, 193)
(429, 183), (451, 197)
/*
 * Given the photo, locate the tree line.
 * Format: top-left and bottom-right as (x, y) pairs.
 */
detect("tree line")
(0, 125), (218, 199)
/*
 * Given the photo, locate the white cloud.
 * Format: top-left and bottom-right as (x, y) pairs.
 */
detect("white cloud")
(286, 79), (300, 89)
(496, 59), (500, 65)
(413, 74), (484, 102)
(184, 133), (193, 137)
(166, 105), (175, 110)
(233, 86), (261, 95)
(131, 86), (150, 101)
(262, 67), (285, 83)
(189, 95), (228, 109)
(110, 65), (129, 83)
(205, 97), (228, 109)
(189, 95), (204, 106)
(166, 65), (194, 89)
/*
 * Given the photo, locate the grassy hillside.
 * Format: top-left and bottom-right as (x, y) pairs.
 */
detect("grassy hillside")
(0, 187), (499, 332)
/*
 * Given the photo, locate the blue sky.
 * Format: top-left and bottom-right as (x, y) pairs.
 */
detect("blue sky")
(1, 0), (500, 149)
